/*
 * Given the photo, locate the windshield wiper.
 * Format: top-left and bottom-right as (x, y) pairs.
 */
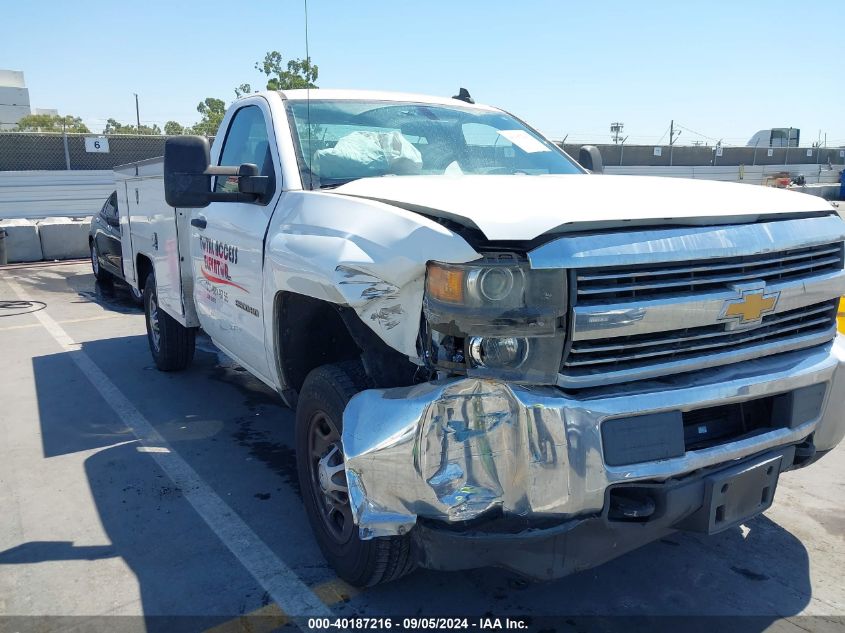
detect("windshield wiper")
(319, 178), (360, 189)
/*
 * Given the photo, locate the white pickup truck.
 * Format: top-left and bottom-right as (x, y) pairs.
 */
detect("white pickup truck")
(115, 89), (845, 587)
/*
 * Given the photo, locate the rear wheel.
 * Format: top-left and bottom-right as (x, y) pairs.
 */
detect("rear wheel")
(90, 241), (110, 283)
(296, 362), (415, 586)
(143, 271), (195, 371)
(128, 284), (144, 306)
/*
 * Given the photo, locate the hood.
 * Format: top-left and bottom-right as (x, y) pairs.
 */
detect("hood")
(332, 174), (835, 241)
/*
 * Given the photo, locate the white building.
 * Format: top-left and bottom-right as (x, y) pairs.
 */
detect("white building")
(0, 69), (31, 130)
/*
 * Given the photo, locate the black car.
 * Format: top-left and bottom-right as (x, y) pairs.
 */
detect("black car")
(88, 191), (143, 303)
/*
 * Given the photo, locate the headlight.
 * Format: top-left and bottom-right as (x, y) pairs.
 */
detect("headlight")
(424, 260), (567, 336)
(424, 258), (568, 384)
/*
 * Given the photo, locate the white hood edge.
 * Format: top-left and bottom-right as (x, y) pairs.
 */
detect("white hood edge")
(332, 174), (836, 242)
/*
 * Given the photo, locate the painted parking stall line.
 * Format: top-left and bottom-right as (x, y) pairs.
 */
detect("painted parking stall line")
(4, 275), (331, 618)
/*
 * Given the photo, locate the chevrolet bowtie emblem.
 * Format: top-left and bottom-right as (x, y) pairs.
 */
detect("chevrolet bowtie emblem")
(719, 287), (780, 327)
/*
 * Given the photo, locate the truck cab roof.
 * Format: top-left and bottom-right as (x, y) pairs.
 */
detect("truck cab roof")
(276, 88), (499, 111)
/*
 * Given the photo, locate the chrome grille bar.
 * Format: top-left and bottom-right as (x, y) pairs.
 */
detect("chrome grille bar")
(576, 242), (843, 302)
(576, 246), (842, 282)
(570, 303), (835, 355)
(565, 301), (836, 368)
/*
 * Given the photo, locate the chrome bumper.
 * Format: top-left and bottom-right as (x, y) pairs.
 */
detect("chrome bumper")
(342, 338), (845, 539)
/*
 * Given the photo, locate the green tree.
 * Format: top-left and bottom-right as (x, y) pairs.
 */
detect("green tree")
(103, 118), (162, 135)
(234, 83), (252, 99)
(164, 120), (185, 135)
(192, 97), (226, 135)
(255, 51), (318, 90)
(16, 114), (90, 133)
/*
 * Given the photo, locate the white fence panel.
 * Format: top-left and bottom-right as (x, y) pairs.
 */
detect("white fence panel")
(0, 170), (115, 219)
(605, 164), (841, 185)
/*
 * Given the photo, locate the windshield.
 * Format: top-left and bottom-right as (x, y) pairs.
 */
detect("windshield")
(285, 99), (582, 188)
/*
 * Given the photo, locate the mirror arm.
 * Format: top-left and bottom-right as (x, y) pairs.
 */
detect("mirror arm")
(203, 164), (259, 177)
(205, 192), (258, 203)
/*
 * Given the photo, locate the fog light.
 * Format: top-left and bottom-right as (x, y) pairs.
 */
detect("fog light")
(467, 336), (529, 368)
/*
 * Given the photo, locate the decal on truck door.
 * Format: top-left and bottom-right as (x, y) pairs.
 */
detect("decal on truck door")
(199, 236), (247, 292)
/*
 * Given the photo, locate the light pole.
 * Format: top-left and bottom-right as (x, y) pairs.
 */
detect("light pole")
(134, 93), (140, 131)
(610, 122), (624, 144)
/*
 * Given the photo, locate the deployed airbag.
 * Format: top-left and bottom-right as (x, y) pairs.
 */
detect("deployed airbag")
(314, 131), (422, 178)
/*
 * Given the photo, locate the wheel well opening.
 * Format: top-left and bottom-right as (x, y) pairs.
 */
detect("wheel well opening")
(135, 255), (152, 291)
(276, 293), (426, 398)
(276, 293), (361, 394)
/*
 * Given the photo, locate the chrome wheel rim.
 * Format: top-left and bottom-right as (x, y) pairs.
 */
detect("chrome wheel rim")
(91, 245), (99, 275)
(148, 294), (161, 352)
(308, 410), (353, 543)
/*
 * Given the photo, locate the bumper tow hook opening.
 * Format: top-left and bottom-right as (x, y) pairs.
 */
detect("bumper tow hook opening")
(793, 438), (817, 467)
(608, 489), (656, 521)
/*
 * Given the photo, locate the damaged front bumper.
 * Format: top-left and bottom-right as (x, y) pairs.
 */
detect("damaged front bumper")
(342, 338), (845, 575)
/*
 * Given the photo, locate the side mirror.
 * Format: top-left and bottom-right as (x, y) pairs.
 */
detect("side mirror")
(164, 136), (271, 207)
(577, 145), (604, 174)
(164, 136), (212, 208)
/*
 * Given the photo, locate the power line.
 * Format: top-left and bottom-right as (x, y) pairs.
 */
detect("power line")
(675, 123), (720, 142)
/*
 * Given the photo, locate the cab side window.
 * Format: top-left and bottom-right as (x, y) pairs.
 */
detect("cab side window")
(102, 192), (119, 226)
(215, 105), (276, 200)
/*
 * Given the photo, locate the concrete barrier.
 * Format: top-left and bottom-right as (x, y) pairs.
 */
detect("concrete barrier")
(36, 217), (91, 260)
(0, 218), (43, 263)
(788, 184), (842, 201)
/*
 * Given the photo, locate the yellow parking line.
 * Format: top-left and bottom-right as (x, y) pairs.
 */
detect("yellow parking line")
(203, 603), (288, 633)
(838, 298), (845, 334)
(0, 313), (124, 332)
(311, 577), (362, 605)
(205, 578), (362, 633)
(203, 577), (362, 633)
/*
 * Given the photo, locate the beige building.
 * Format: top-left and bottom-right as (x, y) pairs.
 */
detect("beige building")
(0, 69), (31, 130)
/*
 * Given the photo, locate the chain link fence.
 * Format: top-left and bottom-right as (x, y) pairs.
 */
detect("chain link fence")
(0, 132), (214, 171)
(560, 143), (845, 168)
(1, 131), (842, 175)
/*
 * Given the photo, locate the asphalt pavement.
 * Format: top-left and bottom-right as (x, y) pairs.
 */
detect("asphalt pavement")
(1, 261), (843, 633)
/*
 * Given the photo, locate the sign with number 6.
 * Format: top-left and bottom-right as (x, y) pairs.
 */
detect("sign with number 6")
(84, 136), (110, 153)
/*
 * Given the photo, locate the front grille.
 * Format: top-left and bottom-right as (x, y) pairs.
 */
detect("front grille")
(575, 242), (844, 304)
(564, 300), (837, 374)
(682, 398), (776, 451)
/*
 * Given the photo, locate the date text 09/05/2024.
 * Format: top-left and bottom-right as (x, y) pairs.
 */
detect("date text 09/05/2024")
(306, 617), (529, 630)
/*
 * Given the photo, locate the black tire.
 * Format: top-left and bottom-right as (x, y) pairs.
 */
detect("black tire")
(143, 271), (195, 371)
(296, 362), (416, 586)
(90, 241), (111, 283)
(127, 283), (144, 307)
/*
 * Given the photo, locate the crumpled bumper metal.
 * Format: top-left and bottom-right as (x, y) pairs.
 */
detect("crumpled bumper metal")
(342, 338), (845, 539)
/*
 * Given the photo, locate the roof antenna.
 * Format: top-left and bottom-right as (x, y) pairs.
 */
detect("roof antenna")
(305, 0), (313, 189)
(452, 88), (474, 104)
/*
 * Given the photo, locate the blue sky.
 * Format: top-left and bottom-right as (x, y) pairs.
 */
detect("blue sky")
(3, 0), (844, 145)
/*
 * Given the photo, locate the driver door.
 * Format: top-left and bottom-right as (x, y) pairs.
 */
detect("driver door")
(190, 101), (280, 382)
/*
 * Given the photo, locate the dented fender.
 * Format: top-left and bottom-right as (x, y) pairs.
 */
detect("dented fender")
(262, 190), (479, 382)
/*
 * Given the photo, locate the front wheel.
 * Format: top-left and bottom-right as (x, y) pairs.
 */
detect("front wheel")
(296, 362), (415, 586)
(143, 271), (195, 371)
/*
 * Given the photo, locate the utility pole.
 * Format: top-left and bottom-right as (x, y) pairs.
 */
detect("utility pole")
(62, 118), (71, 170)
(134, 93), (140, 131)
(668, 120), (681, 166)
(610, 122), (624, 144)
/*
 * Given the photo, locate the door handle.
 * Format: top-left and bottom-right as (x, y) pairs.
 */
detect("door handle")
(191, 216), (207, 229)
